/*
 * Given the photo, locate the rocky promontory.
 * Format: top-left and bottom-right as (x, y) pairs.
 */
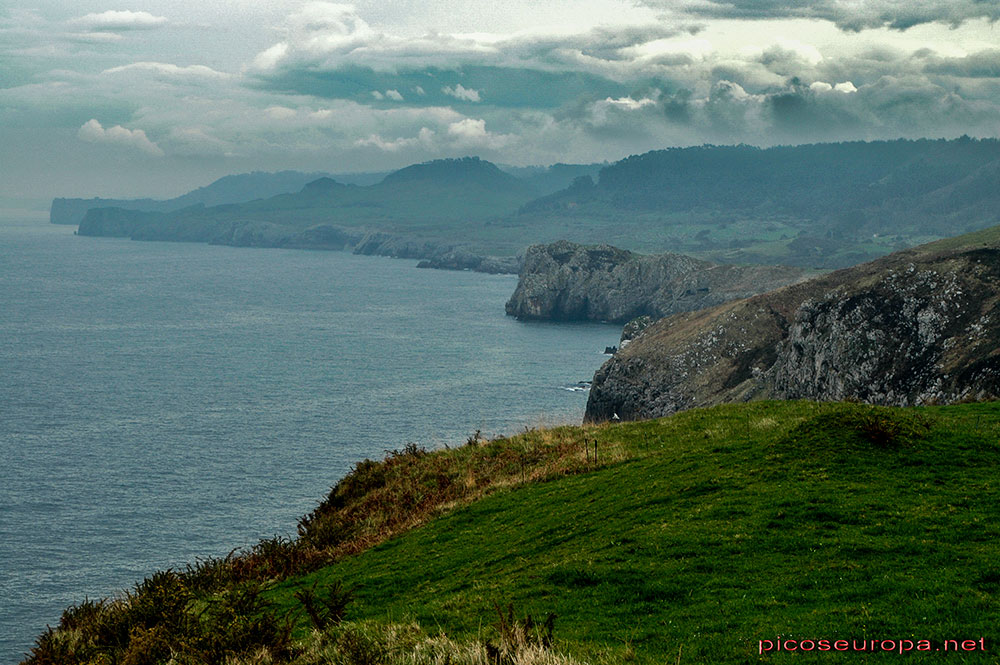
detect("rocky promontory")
(77, 207), (520, 274)
(505, 240), (809, 323)
(585, 228), (1000, 422)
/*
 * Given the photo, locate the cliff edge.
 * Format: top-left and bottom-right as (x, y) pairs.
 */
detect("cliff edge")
(585, 228), (1000, 421)
(505, 240), (809, 323)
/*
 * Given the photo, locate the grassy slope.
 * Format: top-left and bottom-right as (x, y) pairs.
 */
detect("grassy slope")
(268, 401), (1000, 664)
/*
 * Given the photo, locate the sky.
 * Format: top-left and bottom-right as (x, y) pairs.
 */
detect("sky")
(2, 0), (1000, 213)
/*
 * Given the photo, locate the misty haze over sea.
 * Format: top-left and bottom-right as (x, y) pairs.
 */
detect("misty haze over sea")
(0, 220), (618, 663)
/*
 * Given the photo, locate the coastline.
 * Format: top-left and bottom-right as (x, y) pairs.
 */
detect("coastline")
(0, 221), (619, 662)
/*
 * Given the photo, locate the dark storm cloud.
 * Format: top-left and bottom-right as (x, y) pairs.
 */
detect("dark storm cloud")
(640, 0), (1000, 31)
(922, 49), (1000, 78)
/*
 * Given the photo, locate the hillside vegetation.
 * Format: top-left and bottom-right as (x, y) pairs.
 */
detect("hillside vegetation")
(521, 137), (1000, 267)
(75, 139), (1000, 268)
(26, 401), (1000, 664)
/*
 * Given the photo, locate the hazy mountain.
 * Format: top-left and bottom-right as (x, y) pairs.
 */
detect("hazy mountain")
(75, 140), (1000, 270)
(500, 162), (605, 195)
(78, 157), (541, 241)
(50, 170), (334, 225)
(517, 137), (1000, 267)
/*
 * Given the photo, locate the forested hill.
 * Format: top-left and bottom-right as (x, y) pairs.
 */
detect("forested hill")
(519, 137), (1000, 267)
(74, 139), (1000, 269)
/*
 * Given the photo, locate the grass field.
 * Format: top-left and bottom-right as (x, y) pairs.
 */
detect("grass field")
(264, 401), (1000, 664)
(27, 401), (1000, 664)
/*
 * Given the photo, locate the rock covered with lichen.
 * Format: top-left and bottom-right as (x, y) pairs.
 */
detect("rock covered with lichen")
(585, 232), (1000, 422)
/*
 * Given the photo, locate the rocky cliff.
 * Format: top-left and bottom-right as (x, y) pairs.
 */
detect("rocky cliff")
(505, 240), (809, 323)
(585, 228), (1000, 421)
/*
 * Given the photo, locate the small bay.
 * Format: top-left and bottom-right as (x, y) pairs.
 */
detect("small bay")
(0, 221), (618, 663)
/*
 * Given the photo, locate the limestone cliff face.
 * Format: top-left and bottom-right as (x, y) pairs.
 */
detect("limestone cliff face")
(585, 233), (1000, 422)
(505, 240), (808, 323)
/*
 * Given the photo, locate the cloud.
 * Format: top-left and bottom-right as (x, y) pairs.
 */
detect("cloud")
(102, 62), (231, 80)
(77, 119), (164, 156)
(167, 127), (235, 156)
(639, 0), (1000, 32)
(373, 89), (404, 101)
(585, 95), (660, 127)
(248, 2), (699, 84)
(70, 10), (168, 32)
(442, 84), (480, 102)
(356, 126), (436, 151)
(253, 43), (290, 71)
(923, 49), (1000, 78)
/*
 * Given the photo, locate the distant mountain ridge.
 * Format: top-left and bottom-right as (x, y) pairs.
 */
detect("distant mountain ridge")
(50, 170), (335, 225)
(519, 137), (1000, 267)
(75, 157), (546, 253)
(71, 139), (1000, 272)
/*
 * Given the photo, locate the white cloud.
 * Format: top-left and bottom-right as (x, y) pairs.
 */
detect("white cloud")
(372, 89), (404, 101)
(70, 10), (168, 32)
(356, 126), (436, 151)
(447, 117), (487, 139)
(834, 81), (858, 93)
(601, 96), (658, 111)
(587, 95), (660, 127)
(265, 106), (298, 120)
(446, 117), (511, 148)
(77, 119), (164, 156)
(102, 62), (231, 80)
(255, 2), (379, 71)
(253, 43), (290, 71)
(442, 84), (481, 102)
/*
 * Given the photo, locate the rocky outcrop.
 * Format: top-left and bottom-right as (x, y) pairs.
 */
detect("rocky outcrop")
(505, 240), (808, 323)
(620, 316), (653, 345)
(585, 230), (1000, 422)
(416, 250), (521, 275)
(355, 232), (520, 274)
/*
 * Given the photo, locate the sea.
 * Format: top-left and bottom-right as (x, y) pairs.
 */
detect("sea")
(0, 220), (619, 663)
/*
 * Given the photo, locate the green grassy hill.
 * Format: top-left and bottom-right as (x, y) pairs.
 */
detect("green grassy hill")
(26, 400), (1000, 664)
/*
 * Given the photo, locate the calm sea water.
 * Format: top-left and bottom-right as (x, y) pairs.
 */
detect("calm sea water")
(0, 221), (618, 663)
